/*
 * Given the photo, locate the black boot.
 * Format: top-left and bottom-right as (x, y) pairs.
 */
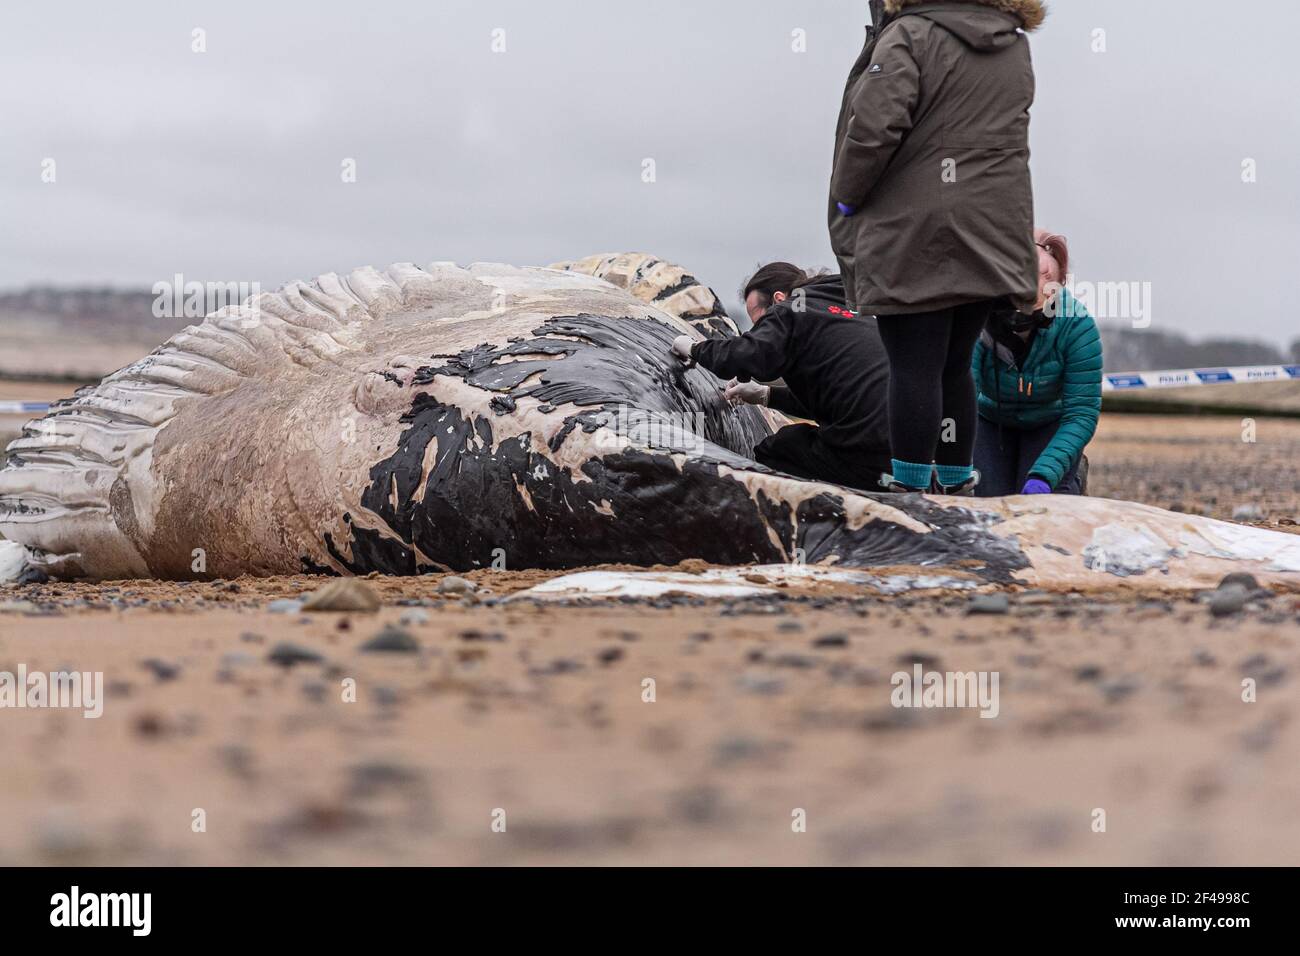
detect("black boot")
(879, 472), (930, 494)
(930, 470), (980, 497)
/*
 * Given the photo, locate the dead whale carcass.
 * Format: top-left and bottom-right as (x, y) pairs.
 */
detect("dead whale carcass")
(0, 252), (1297, 591)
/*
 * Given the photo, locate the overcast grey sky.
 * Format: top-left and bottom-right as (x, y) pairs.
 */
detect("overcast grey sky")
(2, 1), (1297, 345)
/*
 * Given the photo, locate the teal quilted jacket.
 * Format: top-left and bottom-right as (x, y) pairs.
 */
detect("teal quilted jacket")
(972, 289), (1103, 488)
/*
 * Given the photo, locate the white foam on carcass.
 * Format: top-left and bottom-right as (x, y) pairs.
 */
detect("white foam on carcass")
(1077, 517), (1300, 577)
(0, 540), (28, 583)
(1081, 523), (1182, 576)
(514, 565), (980, 600)
(1178, 521), (1300, 572)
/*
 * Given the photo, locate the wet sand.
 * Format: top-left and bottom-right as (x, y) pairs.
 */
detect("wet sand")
(1, 412), (1298, 865)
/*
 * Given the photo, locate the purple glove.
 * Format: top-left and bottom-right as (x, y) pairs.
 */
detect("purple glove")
(836, 202), (857, 217)
(1022, 478), (1051, 495)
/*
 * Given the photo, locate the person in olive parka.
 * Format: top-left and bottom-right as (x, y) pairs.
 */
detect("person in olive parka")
(828, 0), (1046, 494)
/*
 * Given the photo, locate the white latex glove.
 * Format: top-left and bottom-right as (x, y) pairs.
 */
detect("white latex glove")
(723, 378), (770, 407)
(670, 334), (695, 362)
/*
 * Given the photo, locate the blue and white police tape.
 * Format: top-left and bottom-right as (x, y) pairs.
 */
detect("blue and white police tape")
(1104, 364), (1300, 392)
(0, 401), (52, 414)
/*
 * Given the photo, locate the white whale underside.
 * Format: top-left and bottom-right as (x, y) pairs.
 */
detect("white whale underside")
(1, 252), (1297, 591)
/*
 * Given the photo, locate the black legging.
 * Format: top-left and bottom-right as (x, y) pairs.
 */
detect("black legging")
(875, 301), (994, 466)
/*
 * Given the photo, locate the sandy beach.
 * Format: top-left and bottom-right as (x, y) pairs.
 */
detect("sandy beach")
(1, 571), (1296, 866)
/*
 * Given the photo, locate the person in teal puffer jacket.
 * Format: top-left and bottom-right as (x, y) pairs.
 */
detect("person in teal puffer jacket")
(972, 229), (1102, 496)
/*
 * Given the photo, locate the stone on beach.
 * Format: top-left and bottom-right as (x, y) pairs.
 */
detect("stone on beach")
(301, 579), (381, 613)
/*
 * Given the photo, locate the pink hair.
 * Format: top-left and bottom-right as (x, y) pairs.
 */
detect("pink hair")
(1034, 228), (1069, 283)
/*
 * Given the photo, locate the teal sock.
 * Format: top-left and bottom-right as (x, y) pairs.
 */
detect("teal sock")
(935, 464), (973, 487)
(891, 459), (933, 489)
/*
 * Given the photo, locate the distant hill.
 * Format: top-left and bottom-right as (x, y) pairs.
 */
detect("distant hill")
(1098, 323), (1294, 372)
(0, 286), (224, 380)
(0, 287), (160, 325)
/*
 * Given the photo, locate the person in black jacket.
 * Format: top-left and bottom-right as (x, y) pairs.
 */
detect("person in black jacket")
(670, 263), (892, 492)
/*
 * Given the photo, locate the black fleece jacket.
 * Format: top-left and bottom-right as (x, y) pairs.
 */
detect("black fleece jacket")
(690, 275), (891, 459)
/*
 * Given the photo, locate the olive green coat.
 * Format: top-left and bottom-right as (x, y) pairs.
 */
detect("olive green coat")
(829, 0), (1044, 315)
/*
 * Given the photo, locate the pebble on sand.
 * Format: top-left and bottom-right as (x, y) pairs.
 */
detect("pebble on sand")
(139, 658), (180, 682)
(1239, 653), (1288, 687)
(1231, 503), (1266, 522)
(736, 674), (785, 696)
(966, 594), (1010, 615)
(1209, 586), (1249, 618)
(267, 642), (325, 667)
(1217, 572), (1260, 592)
(437, 575), (477, 594)
(813, 633), (849, 648)
(359, 625), (420, 654)
(301, 578), (381, 613)
(596, 646), (625, 665)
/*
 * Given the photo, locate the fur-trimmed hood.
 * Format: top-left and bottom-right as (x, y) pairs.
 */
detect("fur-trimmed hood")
(884, 0), (1046, 32)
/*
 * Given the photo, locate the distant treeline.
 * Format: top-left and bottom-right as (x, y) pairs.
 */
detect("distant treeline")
(0, 286), (233, 330)
(0, 287), (159, 322)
